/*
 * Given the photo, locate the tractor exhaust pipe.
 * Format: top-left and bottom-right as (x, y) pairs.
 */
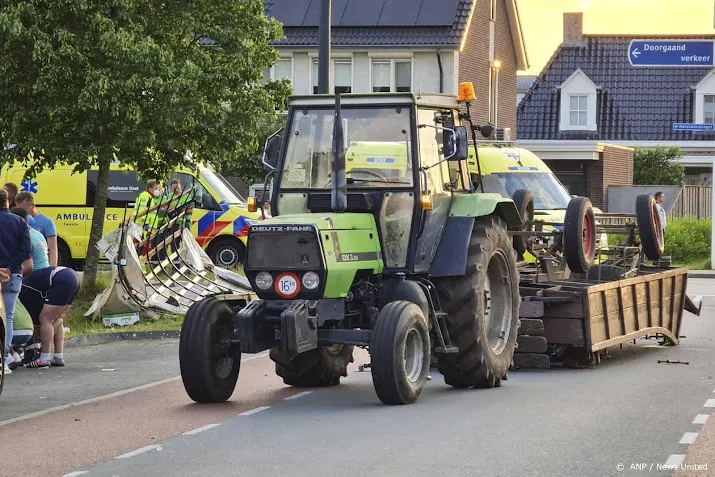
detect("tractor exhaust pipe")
(331, 93), (347, 212)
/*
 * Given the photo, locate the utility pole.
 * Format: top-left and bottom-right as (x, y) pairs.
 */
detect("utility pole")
(318, 0), (331, 94)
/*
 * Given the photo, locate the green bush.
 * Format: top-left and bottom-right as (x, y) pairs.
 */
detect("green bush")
(663, 217), (711, 264)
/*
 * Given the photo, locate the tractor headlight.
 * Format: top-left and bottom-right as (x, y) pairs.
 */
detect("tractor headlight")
(302, 271), (320, 290)
(255, 272), (273, 290)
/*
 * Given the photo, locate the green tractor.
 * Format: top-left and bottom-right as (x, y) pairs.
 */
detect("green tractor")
(179, 85), (524, 405)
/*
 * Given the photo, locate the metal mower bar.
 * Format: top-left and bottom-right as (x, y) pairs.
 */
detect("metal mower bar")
(87, 187), (255, 319)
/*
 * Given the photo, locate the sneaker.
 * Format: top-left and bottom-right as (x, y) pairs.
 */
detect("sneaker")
(51, 357), (65, 367)
(7, 353), (21, 371)
(3, 363), (11, 375)
(25, 358), (50, 369)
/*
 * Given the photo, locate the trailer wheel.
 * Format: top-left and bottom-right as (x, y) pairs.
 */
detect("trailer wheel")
(370, 301), (431, 405)
(179, 297), (241, 403)
(433, 216), (520, 389)
(511, 189), (535, 260)
(270, 345), (354, 387)
(563, 196), (596, 274)
(635, 193), (664, 261)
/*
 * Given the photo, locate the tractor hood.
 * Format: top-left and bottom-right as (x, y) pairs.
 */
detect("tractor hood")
(245, 212), (383, 299)
(251, 212), (378, 232)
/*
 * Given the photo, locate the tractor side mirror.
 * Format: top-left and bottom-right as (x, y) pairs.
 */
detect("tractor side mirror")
(262, 133), (282, 171)
(444, 126), (469, 162)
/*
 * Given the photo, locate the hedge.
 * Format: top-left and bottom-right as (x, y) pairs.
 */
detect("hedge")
(606, 217), (711, 265)
(663, 217), (711, 264)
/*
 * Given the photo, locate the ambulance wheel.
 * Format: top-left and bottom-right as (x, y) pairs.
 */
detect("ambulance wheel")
(208, 238), (245, 268)
(57, 240), (72, 268)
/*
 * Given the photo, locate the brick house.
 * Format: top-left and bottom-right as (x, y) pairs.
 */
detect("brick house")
(518, 12), (715, 204)
(263, 0), (529, 136)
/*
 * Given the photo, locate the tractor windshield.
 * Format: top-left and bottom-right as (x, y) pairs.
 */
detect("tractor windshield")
(279, 106), (414, 189)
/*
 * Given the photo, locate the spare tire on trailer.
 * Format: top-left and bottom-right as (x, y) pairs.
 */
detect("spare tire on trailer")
(563, 196), (597, 274)
(635, 193), (664, 261)
(511, 189), (535, 260)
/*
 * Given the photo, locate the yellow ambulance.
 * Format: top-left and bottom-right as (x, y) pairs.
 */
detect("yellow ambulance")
(0, 161), (262, 269)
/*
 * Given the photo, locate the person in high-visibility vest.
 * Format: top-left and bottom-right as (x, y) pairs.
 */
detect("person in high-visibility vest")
(133, 180), (163, 260)
(166, 179), (194, 255)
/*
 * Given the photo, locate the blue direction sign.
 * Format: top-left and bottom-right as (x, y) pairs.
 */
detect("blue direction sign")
(629, 40), (714, 67)
(673, 123), (715, 131)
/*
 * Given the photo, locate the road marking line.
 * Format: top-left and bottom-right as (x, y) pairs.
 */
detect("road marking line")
(284, 391), (314, 401)
(664, 455), (686, 468)
(183, 423), (221, 435)
(693, 414), (710, 424)
(705, 399), (715, 407)
(239, 406), (270, 416)
(680, 432), (699, 444)
(116, 444), (162, 459)
(0, 350), (269, 428)
(62, 472), (88, 477)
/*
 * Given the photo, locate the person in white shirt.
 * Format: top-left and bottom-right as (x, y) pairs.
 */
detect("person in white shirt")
(655, 191), (667, 234)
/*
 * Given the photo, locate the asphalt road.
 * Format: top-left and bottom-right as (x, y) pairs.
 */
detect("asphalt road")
(33, 277), (710, 477)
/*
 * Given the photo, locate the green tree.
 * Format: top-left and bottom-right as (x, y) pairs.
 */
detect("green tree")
(0, 1), (291, 288)
(633, 146), (686, 186)
(220, 114), (287, 186)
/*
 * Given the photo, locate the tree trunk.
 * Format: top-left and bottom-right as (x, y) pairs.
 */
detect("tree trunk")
(82, 156), (111, 290)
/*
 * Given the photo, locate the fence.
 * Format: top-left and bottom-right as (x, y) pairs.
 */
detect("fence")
(669, 185), (711, 219)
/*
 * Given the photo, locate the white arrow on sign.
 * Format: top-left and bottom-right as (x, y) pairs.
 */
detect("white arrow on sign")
(632, 48), (641, 58)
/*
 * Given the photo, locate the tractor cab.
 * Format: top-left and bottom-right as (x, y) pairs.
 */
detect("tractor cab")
(252, 91), (471, 280)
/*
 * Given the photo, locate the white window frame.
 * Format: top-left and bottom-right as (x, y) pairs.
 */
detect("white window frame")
(368, 58), (414, 93)
(308, 53), (354, 94)
(569, 94), (588, 127)
(704, 94), (715, 124)
(694, 71), (715, 124)
(264, 55), (294, 83)
(490, 0), (497, 21)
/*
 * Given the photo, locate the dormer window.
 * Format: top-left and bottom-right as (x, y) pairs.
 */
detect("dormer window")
(558, 68), (598, 131)
(694, 72), (715, 125)
(569, 95), (588, 127)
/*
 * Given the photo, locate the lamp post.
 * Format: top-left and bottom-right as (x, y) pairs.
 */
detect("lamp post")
(318, 0), (331, 94)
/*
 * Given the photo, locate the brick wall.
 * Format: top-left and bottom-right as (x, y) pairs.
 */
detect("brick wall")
(458, 0), (518, 135)
(598, 145), (634, 211)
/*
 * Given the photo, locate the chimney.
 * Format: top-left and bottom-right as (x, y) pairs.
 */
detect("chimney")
(563, 12), (583, 44)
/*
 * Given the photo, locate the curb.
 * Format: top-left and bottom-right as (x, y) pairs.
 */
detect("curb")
(688, 272), (715, 279)
(64, 330), (181, 348)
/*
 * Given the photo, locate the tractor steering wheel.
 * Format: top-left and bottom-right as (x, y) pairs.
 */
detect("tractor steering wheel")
(323, 168), (388, 187)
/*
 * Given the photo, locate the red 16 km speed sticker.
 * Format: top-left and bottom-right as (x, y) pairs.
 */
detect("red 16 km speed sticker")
(275, 272), (300, 298)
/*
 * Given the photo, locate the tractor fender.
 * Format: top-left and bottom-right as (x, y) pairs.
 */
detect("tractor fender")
(378, 279), (429, 319)
(428, 216), (475, 278)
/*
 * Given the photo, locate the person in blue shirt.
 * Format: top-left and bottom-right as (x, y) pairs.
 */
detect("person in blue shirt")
(14, 192), (58, 267)
(0, 189), (32, 375)
(11, 208), (50, 273)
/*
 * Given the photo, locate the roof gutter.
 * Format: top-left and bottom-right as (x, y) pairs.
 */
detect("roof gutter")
(436, 50), (444, 93)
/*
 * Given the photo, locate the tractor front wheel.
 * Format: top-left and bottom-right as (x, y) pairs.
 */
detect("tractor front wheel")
(179, 297), (241, 403)
(433, 216), (520, 389)
(370, 301), (431, 405)
(270, 345), (354, 387)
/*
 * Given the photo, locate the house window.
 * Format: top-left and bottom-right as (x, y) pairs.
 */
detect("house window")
(311, 59), (353, 94)
(490, 0), (497, 20)
(569, 95), (588, 127)
(704, 95), (715, 124)
(488, 66), (499, 124)
(371, 59), (412, 93)
(263, 58), (293, 83)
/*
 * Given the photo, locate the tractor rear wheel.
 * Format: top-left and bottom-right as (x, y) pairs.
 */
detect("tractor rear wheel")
(433, 216), (520, 389)
(370, 301), (431, 405)
(270, 345), (354, 387)
(179, 297), (241, 403)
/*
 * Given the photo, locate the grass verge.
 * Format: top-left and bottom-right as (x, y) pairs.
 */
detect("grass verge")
(62, 271), (183, 338)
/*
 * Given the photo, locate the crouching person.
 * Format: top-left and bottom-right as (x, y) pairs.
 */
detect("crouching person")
(19, 266), (80, 368)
